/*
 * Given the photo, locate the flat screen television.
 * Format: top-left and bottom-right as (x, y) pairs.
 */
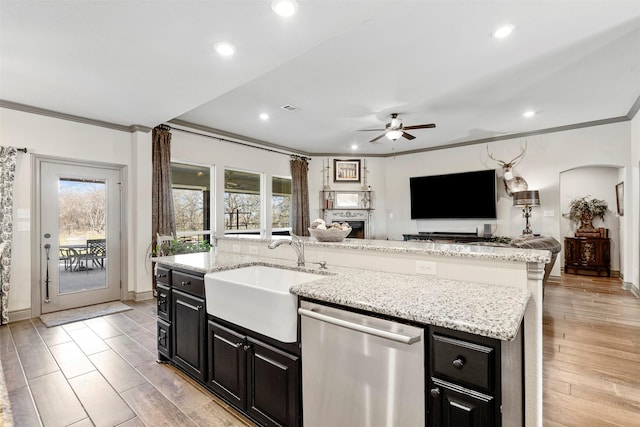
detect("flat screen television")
(410, 169), (497, 219)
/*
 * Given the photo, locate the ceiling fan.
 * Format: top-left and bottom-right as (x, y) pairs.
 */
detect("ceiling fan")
(360, 113), (436, 143)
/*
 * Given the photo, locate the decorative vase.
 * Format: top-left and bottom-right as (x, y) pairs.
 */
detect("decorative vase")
(579, 212), (595, 230)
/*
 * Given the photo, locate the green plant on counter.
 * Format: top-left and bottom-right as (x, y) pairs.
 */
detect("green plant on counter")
(491, 236), (512, 245)
(153, 239), (211, 257)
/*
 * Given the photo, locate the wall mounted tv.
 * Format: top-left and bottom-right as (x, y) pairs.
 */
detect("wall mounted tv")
(410, 169), (497, 219)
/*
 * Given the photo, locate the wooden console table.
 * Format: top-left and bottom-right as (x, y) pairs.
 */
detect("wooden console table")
(564, 236), (610, 277)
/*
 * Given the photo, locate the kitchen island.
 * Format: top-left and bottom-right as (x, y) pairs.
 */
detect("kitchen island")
(154, 237), (548, 426)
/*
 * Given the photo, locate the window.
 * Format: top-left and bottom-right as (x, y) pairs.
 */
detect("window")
(171, 163), (210, 243)
(272, 175), (291, 233)
(224, 169), (261, 233)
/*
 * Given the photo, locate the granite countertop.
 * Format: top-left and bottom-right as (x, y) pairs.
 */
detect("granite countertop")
(220, 235), (551, 264)
(154, 251), (530, 341)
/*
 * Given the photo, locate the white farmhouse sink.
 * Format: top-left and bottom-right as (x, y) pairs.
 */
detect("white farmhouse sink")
(204, 266), (324, 343)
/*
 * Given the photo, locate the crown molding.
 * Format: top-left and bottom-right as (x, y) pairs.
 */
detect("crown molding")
(0, 100), (149, 133)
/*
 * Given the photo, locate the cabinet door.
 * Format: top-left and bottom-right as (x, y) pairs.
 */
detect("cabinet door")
(246, 337), (300, 427)
(157, 283), (171, 321)
(429, 379), (494, 427)
(207, 320), (246, 408)
(157, 319), (171, 360)
(171, 289), (206, 381)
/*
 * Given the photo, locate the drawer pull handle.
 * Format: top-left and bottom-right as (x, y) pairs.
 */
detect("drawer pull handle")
(181, 281), (191, 286)
(453, 357), (465, 369)
(158, 273), (167, 278)
(243, 344), (252, 351)
(430, 387), (441, 398)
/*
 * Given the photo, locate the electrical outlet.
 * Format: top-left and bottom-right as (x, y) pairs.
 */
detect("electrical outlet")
(232, 244), (241, 253)
(416, 260), (437, 275)
(249, 246), (258, 255)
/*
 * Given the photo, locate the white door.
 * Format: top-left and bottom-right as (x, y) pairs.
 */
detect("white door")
(40, 161), (122, 313)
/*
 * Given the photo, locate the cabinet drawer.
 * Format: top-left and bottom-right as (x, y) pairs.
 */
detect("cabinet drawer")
(432, 334), (494, 392)
(156, 266), (171, 286)
(172, 270), (205, 297)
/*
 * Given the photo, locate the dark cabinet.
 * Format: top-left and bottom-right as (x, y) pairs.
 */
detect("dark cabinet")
(207, 320), (246, 406)
(428, 326), (502, 427)
(564, 237), (610, 277)
(430, 378), (494, 427)
(157, 267), (207, 382)
(172, 288), (206, 381)
(208, 320), (300, 427)
(246, 337), (299, 427)
(156, 283), (170, 321)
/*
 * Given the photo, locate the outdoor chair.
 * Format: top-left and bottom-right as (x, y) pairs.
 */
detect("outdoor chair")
(83, 239), (106, 273)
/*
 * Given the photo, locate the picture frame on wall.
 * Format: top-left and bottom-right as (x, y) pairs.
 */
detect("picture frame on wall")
(333, 159), (361, 183)
(615, 181), (624, 216)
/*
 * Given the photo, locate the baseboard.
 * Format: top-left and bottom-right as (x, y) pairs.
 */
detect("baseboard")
(561, 266), (620, 278)
(127, 290), (154, 301)
(622, 281), (640, 298)
(8, 308), (32, 323)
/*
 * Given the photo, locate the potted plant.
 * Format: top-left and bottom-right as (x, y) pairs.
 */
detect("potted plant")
(153, 239), (212, 257)
(566, 196), (608, 231)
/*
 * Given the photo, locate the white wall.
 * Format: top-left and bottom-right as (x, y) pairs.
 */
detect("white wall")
(627, 112), (640, 291)
(0, 107), (138, 317)
(2, 107), (638, 317)
(382, 122), (630, 276)
(307, 157), (388, 239)
(559, 166), (621, 272)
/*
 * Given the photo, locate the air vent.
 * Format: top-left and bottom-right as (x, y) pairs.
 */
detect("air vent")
(281, 104), (300, 112)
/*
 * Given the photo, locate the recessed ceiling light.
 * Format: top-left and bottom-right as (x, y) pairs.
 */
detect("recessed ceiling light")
(213, 42), (236, 56)
(492, 24), (515, 39)
(259, 113), (269, 121)
(272, 0), (299, 17)
(351, 144), (358, 150)
(523, 110), (536, 118)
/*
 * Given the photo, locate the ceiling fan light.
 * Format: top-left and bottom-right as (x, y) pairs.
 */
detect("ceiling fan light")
(492, 24), (515, 39)
(386, 130), (403, 141)
(272, 0), (298, 17)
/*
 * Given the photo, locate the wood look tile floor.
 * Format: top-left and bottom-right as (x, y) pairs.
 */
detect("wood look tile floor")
(0, 299), (255, 427)
(543, 274), (640, 426)
(0, 274), (638, 426)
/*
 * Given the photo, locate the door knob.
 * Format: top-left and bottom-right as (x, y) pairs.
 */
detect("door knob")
(452, 357), (465, 369)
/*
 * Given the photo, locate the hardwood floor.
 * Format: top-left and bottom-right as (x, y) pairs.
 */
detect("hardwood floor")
(543, 274), (640, 426)
(0, 299), (255, 427)
(0, 274), (638, 426)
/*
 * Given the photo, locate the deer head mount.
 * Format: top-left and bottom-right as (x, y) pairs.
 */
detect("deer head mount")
(487, 142), (529, 196)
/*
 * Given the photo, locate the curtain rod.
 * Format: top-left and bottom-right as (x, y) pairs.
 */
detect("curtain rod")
(17, 148), (27, 153)
(168, 125), (312, 160)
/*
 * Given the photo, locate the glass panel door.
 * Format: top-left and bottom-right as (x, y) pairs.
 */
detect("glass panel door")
(40, 161), (121, 313)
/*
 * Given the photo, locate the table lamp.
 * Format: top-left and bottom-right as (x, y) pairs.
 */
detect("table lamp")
(513, 190), (540, 237)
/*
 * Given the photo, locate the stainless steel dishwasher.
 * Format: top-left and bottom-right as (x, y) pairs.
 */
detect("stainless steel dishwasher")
(298, 300), (425, 427)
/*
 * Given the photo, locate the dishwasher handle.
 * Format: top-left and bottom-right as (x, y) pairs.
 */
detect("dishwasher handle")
(298, 307), (422, 345)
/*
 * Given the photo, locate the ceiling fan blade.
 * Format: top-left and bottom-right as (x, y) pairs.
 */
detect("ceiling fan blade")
(402, 132), (416, 140)
(403, 123), (436, 130)
(369, 133), (387, 143)
(359, 128), (386, 132)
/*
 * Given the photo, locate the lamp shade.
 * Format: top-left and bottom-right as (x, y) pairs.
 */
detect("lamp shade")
(386, 130), (403, 141)
(513, 190), (540, 207)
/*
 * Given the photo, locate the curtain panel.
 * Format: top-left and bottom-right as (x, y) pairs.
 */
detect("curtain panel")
(290, 156), (310, 236)
(152, 126), (176, 248)
(151, 126), (176, 293)
(0, 146), (18, 324)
